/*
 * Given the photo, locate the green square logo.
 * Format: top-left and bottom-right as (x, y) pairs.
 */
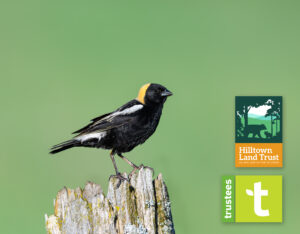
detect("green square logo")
(235, 176), (282, 222)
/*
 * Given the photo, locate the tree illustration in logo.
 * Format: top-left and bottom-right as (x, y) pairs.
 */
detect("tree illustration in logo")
(235, 97), (282, 143)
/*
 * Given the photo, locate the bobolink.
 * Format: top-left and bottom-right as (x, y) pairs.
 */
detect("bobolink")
(50, 83), (172, 180)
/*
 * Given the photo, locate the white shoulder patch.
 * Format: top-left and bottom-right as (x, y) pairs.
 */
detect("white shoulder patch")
(113, 104), (143, 116)
(75, 131), (106, 143)
(119, 104), (143, 115)
(91, 104), (143, 125)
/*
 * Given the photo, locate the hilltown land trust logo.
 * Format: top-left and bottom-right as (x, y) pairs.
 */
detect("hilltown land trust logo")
(222, 176), (282, 223)
(235, 96), (283, 167)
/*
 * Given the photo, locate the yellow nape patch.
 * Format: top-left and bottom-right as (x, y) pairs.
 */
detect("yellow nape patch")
(136, 83), (151, 104)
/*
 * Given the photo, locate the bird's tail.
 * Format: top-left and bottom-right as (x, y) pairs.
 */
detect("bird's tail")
(50, 139), (77, 154)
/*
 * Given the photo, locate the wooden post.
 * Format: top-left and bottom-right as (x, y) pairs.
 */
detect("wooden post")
(45, 168), (175, 234)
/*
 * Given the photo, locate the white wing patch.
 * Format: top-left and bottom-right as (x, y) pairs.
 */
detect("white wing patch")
(96, 105), (143, 123)
(116, 104), (143, 115)
(75, 132), (106, 143)
(75, 104), (143, 140)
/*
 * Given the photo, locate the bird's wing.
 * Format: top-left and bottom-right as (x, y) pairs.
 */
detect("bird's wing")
(72, 112), (113, 134)
(72, 100), (144, 136)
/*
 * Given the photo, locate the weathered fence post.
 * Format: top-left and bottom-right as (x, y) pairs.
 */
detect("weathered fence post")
(45, 167), (175, 234)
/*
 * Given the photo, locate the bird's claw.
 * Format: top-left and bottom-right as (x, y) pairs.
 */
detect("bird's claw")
(129, 164), (154, 178)
(129, 167), (138, 178)
(109, 173), (129, 182)
(138, 164), (154, 173)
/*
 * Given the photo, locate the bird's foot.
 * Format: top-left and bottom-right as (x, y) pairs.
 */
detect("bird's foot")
(129, 164), (154, 178)
(109, 173), (129, 182)
(139, 164), (154, 173)
(129, 167), (138, 178)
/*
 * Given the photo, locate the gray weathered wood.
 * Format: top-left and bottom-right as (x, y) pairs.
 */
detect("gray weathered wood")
(45, 168), (175, 234)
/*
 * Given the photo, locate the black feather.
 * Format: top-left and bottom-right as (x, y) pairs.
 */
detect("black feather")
(50, 140), (77, 154)
(72, 112), (112, 134)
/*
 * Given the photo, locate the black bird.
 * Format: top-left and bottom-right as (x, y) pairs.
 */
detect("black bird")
(50, 83), (172, 180)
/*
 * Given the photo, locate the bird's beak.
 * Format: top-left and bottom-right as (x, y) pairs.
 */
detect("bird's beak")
(161, 89), (173, 97)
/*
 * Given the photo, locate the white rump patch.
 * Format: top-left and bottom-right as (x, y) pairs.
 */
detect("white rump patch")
(75, 132), (106, 143)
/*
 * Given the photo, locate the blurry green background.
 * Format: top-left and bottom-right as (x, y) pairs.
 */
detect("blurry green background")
(1, 1), (300, 233)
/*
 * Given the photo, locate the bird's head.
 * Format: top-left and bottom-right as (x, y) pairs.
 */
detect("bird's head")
(136, 83), (173, 105)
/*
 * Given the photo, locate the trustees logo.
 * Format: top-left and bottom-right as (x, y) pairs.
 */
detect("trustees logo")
(222, 175), (282, 223)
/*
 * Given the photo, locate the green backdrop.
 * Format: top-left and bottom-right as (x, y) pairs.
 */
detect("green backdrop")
(1, 1), (300, 233)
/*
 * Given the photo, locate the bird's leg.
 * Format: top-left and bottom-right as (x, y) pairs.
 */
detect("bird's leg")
(110, 150), (119, 174)
(117, 153), (139, 169)
(117, 153), (154, 178)
(117, 153), (140, 178)
(110, 151), (128, 182)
